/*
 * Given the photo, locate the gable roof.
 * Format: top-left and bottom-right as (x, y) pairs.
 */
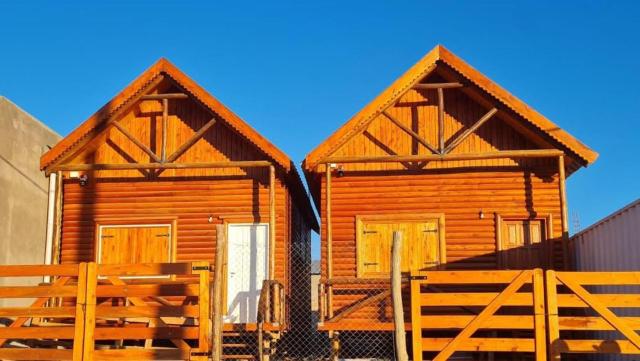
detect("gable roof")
(41, 58), (293, 171)
(303, 45), (598, 170)
(40, 59), (318, 231)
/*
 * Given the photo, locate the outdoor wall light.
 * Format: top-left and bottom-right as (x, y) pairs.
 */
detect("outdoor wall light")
(479, 209), (484, 219)
(79, 174), (89, 187)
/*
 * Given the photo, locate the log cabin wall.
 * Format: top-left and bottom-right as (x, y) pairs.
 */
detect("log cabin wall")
(43, 70), (318, 329)
(319, 169), (562, 276)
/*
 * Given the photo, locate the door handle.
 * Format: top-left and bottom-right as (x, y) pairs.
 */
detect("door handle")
(364, 262), (378, 266)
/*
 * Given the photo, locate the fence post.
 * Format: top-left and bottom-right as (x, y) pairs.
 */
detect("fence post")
(532, 269), (546, 361)
(409, 269), (423, 361)
(72, 263), (87, 361)
(545, 270), (561, 360)
(391, 231), (409, 361)
(211, 224), (226, 361)
(82, 262), (97, 361)
(192, 260), (211, 360)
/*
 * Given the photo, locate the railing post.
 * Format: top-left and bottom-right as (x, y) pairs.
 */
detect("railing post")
(72, 263), (88, 361)
(192, 261), (211, 360)
(83, 263), (97, 361)
(392, 231), (408, 361)
(410, 270), (423, 361)
(532, 269), (546, 361)
(212, 224), (226, 361)
(545, 270), (561, 360)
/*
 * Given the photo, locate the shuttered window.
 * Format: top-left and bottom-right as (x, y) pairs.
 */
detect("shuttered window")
(356, 215), (444, 278)
(97, 224), (173, 265)
(498, 218), (547, 269)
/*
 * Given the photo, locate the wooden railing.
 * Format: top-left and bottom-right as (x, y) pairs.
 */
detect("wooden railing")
(0, 262), (211, 361)
(0, 264), (85, 361)
(547, 270), (640, 359)
(410, 269), (546, 361)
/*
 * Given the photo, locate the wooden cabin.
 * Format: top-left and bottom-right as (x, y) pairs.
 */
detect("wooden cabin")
(39, 59), (318, 345)
(302, 45), (598, 337)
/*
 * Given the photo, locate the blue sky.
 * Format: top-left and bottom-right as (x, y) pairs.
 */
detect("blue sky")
(1, 1), (638, 259)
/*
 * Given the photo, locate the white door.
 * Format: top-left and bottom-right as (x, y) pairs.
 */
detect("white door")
(225, 223), (269, 323)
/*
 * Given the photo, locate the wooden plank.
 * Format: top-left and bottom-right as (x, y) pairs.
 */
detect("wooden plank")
(423, 337), (535, 352)
(557, 272), (640, 351)
(556, 294), (640, 308)
(420, 315), (535, 329)
(326, 163), (334, 318)
(0, 264), (78, 277)
(269, 164), (276, 280)
(0, 349), (74, 360)
(51, 160), (272, 172)
(558, 316), (640, 331)
(418, 270), (525, 284)
(93, 348), (189, 360)
(558, 340), (640, 354)
(140, 93), (189, 100)
(0, 285), (77, 298)
(95, 284), (200, 297)
(420, 293), (533, 306)
(410, 271), (423, 361)
(192, 260), (211, 354)
(162, 98), (168, 162)
(0, 306), (76, 317)
(94, 305), (199, 318)
(532, 268), (546, 361)
(92, 326), (199, 340)
(112, 121), (161, 163)
(97, 262), (193, 276)
(555, 272), (640, 285)
(381, 111), (438, 154)
(72, 263), (88, 361)
(52, 171), (63, 265)
(558, 155), (570, 269)
(212, 224), (225, 361)
(437, 87), (444, 152)
(443, 107), (498, 154)
(432, 270), (532, 361)
(82, 262), (97, 361)
(321, 149), (565, 164)
(414, 82), (464, 89)
(391, 231), (408, 361)
(0, 326), (76, 338)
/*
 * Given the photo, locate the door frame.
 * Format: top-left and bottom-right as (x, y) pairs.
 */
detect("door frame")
(223, 221), (270, 320)
(355, 213), (446, 278)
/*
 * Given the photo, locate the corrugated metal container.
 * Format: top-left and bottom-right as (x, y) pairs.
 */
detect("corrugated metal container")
(571, 198), (640, 361)
(573, 199), (640, 272)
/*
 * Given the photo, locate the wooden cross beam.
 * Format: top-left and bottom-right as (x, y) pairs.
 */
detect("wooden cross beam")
(382, 111), (439, 154)
(112, 121), (161, 163)
(442, 107), (498, 154)
(165, 117), (217, 163)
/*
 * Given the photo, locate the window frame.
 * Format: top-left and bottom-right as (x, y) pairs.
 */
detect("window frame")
(355, 213), (446, 278)
(495, 213), (553, 269)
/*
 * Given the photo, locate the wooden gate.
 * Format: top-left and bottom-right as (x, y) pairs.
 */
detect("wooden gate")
(546, 270), (640, 359)
(410, 269), (547, 361)
(0, 262), (211, 361)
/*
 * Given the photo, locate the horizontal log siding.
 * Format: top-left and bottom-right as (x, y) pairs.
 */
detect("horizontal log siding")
(320, 169), (562, 325)
(60, 177), (290, 287)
